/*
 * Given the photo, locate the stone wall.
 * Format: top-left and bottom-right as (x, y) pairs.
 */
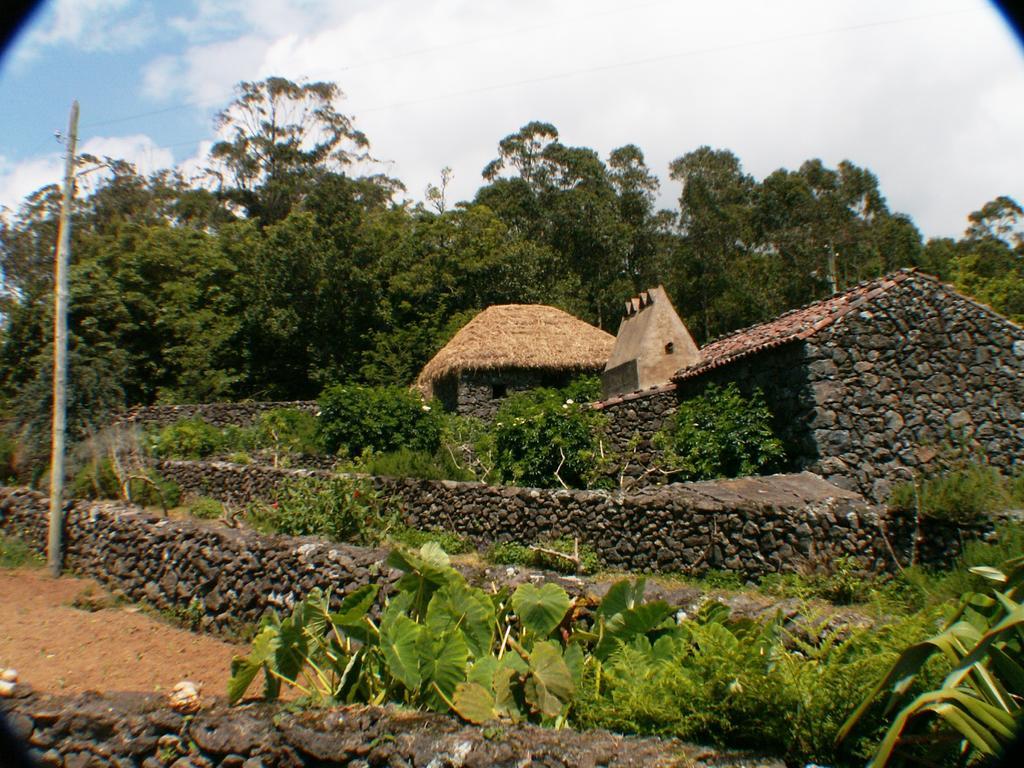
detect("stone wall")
(451, 369), (588, 420)
(0, 486), (387, 636)
(800, 276), (1024, 501)
(115, 401), (317, 429)
(594, 275), (1024, 501)
(0, 690), (775, 768)
(149, 460), (972, 577)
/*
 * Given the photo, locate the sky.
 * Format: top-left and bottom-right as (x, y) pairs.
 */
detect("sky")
(0, 0), (1022, 239)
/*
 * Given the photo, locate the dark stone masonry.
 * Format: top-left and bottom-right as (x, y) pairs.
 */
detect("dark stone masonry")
(115, 401), (317, 429)
(148, 461), (990, 577)
(596, 272), (1024, 501)
(0, 689), (781, 768)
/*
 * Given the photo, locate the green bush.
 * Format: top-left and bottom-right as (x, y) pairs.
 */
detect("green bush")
(71, 458), (122, 499)
(252, 408), (321, 455)
(0, 534), (43, 568)
(247, 475), (388, 545)
(386, 525), (473, 554)
(487, 537), (601, 574)
(189, 497), (224, 520)
(652, 383), (785, 481)
(152, 417), (228, 459)
(889, 462), (1015, 523)
(318, 384), (441, 456)
(127, 472), (181, 509)
(491, 385), (609, 489)
(361, 448), (474, 482)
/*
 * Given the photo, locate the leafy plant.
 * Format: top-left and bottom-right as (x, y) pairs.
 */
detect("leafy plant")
(487, 538), (601, 575)
(652, 383), (784, 481)
(837, 555), (1024, 767)
(491, 385), (610, 489)
(252, 408), (321, 457)
(228, 543), (586, 724)
(152, 418), (229, 459)
(360, 447), (474, 482)
(70, 457), (122, 500)
(889, 462), (1016, 524)
(188, 496), (224, 520)
(386, 525), (473, 554)
(247, 475), (387, 545)
(318, 384), (442, 456)
(0, 534), (43, 568)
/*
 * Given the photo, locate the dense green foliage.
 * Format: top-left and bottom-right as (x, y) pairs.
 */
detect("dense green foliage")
(488, 538), (602, 575)
(229, 541), (999, 765)
(3, 76), (1019, 469)
(150, 408), (320, 463)
(889, 462), (1023, 524)
(837, 554), (1024, 767)
(491, 380), (609, 489)
(652, 383), (785, 480)
(247, 475), (387, 545)
(0, 534), (43, 568)
(317, 384), (441, 456)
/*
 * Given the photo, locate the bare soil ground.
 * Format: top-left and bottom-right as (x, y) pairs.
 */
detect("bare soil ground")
(0, 567), (244, 696)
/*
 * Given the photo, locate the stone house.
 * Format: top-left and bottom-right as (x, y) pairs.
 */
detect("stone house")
(596, 270), (1024, 500)
(416, 304), (614, 419)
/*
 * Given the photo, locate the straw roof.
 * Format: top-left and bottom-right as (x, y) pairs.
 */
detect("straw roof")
(417, 304), (615, 397)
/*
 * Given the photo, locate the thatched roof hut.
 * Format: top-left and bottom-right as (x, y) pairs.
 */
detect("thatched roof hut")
(416, 304), (614, 418)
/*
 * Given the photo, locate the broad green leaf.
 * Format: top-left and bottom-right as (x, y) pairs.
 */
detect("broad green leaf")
(426, 581), (496, 657)
(388, 543), (458, 617)
(596, 578), (647, 618)
(493, 666), (523, 721)
(418, 630), (470, 711)
(511, 583), (572, 639)
(563, 642), (584, 687)
(452, 681), (497, 724)
(331, 584), (380, 627)
(529, 640), (574, 704)
(379, 612), (423, 690)
(595, 600), (674, 660)
(467, 656), (499, 688)
(970, 566), (1008, 584)
(228, 626), (279, 704)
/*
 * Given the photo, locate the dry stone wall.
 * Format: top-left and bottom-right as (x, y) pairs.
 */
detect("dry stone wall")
(0, 486), (389, 636)
(115, 401), (317, 429)
(1, 690), (780, 768)
(150, 460), (986, 577)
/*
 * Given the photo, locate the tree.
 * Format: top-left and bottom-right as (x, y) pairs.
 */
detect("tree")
(208, 77), (372, 225)
(668, 146), (757, 341)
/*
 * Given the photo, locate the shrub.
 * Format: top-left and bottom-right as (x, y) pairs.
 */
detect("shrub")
(252, 408), (321, 456)
(189, 497), (224, 520)
(487, 537), (601, 575)
(0, 535), (43, 568)
(247, 475), (388, 545)
(70, 457), (122, 499)
(152, 418), (227, 459)
(387, 525), (473, 554)
(318, 384), (441, 456)
(889, 462), (1014, 524)
(652, 383), (784, 481)
(361, 448), (474, 482)
(491, 386), (609, 489)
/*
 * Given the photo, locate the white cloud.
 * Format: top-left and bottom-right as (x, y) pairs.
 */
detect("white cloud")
(0, 134), (174, 214)
(9, 0), (1024, 238)
(14, 0), (153, 60)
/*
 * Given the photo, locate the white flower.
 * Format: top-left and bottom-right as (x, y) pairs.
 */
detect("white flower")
(565, 398), (574, 404)
(422, 405), (431, 412)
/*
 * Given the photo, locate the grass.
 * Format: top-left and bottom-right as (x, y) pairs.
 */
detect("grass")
(0, 534), (43, 568)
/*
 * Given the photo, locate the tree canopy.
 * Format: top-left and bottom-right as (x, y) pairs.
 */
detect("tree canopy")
(1, 76), (1019, 459)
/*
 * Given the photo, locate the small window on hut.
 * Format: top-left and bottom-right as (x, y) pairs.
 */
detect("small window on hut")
(491, 383), (507, 400)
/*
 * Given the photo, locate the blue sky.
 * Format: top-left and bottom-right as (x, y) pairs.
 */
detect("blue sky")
(1, 0), (1022, 238)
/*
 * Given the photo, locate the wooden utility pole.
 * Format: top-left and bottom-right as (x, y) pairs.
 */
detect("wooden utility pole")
(48, 100), (79, 578)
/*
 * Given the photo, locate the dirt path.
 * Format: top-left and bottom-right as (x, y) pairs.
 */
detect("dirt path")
(0, 568), (244, 696)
